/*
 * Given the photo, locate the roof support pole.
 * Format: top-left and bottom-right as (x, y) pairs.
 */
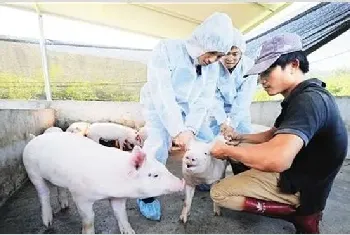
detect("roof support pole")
(35, 4), (52, 101)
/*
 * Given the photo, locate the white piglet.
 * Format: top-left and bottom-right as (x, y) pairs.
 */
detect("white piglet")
(66, 122), (91, 136)
(180, 138), (227, 224)
(23, 132), (184, 234)
(44, 127), (63, 133)
(87, 123), (142, 150)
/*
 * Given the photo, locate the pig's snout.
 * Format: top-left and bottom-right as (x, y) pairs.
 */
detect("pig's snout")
(184, 155), (196, 168)
(170, 178), (185, 193)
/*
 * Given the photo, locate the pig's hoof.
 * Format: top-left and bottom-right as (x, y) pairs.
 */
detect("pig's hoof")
(57, 187), (69, 208)
(42, 209), (53, 228)
(60, 201), (69, 210)
(180, 206), (191, 224)
(214, 211), (221, 216)
(179, 213), (189, 224)
(179, 215), (187, 224)
(82, 222), (95, 234)
(82, 226), (94, 234)
(82, 228), (94, 234)
(120, 227), (135, 234)
(213, 203), (221, 216)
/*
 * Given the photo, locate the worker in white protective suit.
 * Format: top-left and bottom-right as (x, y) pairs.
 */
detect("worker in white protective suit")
(210, 27), (258, 138)
(196, 28), (259, 192)
(137, 12), (234, 221)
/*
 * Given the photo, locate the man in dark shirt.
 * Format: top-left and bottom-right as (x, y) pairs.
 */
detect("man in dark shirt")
(209, 33), (348, 234)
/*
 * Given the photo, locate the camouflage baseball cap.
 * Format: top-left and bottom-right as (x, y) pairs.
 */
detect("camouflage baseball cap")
(245, 33), (303, 76)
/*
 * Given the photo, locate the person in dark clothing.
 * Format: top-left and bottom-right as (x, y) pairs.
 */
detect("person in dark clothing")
(209, 33), (348, 234)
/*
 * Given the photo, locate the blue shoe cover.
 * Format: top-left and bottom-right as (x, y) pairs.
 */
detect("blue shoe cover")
(137, 198), (161, 221)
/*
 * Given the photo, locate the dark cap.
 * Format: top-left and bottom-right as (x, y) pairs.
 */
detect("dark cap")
(245, 33), (303, 76)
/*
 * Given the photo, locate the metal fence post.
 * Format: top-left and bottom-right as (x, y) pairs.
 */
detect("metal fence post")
(35, 4), (52, 101)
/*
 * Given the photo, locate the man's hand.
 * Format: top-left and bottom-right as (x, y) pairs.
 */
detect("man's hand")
(210, 140), (228, 160)
(220, 123), (240, 142)
(175, 130), (195, 150)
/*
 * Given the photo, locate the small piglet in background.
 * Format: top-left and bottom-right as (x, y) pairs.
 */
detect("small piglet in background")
(44, 127), (63, 134)
(23, 132), (184, 234)
(66, 122), (91, 136)
(180, 137), (227, 224)
(87, 123), (142, 151)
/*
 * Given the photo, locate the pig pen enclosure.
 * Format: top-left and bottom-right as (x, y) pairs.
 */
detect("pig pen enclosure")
(0, 100), (350, 234)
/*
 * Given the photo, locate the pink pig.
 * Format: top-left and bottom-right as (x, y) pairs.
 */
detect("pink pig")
(180, 138), (227, 224)
(23, 132), (184, 234)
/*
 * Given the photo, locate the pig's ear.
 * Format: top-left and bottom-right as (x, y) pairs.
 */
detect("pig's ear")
(131, 146), (146, 170)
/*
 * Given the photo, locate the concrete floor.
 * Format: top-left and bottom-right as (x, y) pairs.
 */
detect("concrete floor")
(0, 149), (349, 234)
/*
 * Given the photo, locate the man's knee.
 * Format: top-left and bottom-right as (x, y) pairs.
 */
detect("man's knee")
(210, 172), (258, 203)
(210, 181), (245, 211)
(210, 180), (241, 203)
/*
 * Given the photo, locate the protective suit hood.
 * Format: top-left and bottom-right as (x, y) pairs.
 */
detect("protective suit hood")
(185, 12), (234, 61)
(231, 27), (246, 53)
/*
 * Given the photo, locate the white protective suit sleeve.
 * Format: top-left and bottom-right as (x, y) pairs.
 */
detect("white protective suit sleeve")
(227, 30), (257, 129)
(228, 74), (258, 129)
(147, 41), (187, 138)
(211, 87), (227, 126)
(184, 63), (220, 134)
(211, 26), (252, 128)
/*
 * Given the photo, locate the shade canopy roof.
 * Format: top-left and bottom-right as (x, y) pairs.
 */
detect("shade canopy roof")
(5, 2), (291, 38)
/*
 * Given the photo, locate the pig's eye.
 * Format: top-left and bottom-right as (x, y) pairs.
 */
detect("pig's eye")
(205, 152), (208, 155)
(148, 173), (158, 178)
